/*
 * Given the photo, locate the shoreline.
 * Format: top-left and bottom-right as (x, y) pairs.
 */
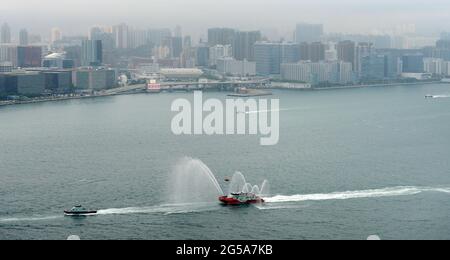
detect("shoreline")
(1, 81), (449, 108)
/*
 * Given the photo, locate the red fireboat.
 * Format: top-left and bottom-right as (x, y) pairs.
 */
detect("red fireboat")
(219, 192), (265, 205)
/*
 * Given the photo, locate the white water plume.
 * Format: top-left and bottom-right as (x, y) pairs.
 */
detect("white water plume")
(228, 172), (268, 196)
(169, 157), (224, 203)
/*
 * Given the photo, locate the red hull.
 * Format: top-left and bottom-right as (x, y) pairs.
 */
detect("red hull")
(219, 196), (265, 205)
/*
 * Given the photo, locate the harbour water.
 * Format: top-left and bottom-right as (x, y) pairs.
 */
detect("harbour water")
(1, 83), (450, 240)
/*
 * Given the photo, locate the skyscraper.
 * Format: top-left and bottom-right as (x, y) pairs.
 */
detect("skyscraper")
(355, 42), (374, 73)
(361, 54), (386, 82)
(233, 31), (261, 61)
(208, 28), (235, 46)
(90, 27), (115, 51)
(1, 23), (11, 44)
(295, 23), (323, 43)
(337, 41), (356, 70)
(254, 42), (283, 75)
(113, 23), (129, 49)
(19, 29), (29, 46)
(81, 40), (103, 67)
(309, 42), (326, 62)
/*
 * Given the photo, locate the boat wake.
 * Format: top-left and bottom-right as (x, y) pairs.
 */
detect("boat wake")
(263, 186), (450, 204)
(0, 203), (219, 223)
(96, 202), (219, 216)
(427, 95), (450, 99)
(0, 215), (62, 223)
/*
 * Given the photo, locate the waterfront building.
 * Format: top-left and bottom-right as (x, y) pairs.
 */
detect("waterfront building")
(355, 42), (374, 74)
(74, 68), (116, 90)
(281, 61), (353, 85)
(254, 42), (302, 75)
(360, 54), (386, 82)
(209, 45), (233, 66)
(42, 70), (73, 92)
(216, 57), (256, 76)
(0, 71), (45, 95)
(424, 58), (445, 75)
(0, 61), (13, 72)
(402, 54), (424, 73)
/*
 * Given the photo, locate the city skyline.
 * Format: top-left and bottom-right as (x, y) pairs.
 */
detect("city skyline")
(1, 0), (450, 39)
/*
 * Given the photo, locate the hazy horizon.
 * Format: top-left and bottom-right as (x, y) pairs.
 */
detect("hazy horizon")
(1, 0), (450, 39)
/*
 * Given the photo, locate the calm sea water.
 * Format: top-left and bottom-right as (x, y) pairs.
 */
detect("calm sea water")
(1, 84), (450, 240)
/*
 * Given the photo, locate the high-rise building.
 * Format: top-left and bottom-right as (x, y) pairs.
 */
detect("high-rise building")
(17, 46), (42, 68)
(147, 29), (172, 46)
(355, 43), (374, 74)
(281, 61), (353, 85)
(401, 54), (424, 73)
(254, 42), (282, 75)
(90, 27), (115, 51)
(254, 42), (302, 75)
(217, 57), (256, 76)
(208, 28), (236, 46)
(169, 37), (183, 58)
(424, 58), (444, 75)
(19, 29), (29, 46)
(361, 54), (386, 82)
(308, 42), (326, 62)
(81, 40), (103, 67)
(295, 23), (323, 43)
(1, 23), (11, 44)
(209, 45), (232, 66)
(196, 45), (210, 67)
(113, 23), (129, 49)
(337, 41), (356, 69)
(280, 43), (301, 64)
(0, 45), (18, 67)
(51, 28), (62, 44)
(233, 31), (261, 61)
(298, 42), (326, 62)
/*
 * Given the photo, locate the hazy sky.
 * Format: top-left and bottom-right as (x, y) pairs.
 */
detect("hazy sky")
(1, 0), (449, 39)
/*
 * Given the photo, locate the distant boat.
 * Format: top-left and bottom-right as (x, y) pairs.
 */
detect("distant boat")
(425, 95), (434, 98)
(64, 205), (97, 216)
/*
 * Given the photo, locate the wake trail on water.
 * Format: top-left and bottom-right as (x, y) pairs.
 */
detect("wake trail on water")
(263, 186), (450, 204)
(0, 215), (62, 223)
(0, 203), (219, 223)
(96, 202), (218, 216)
